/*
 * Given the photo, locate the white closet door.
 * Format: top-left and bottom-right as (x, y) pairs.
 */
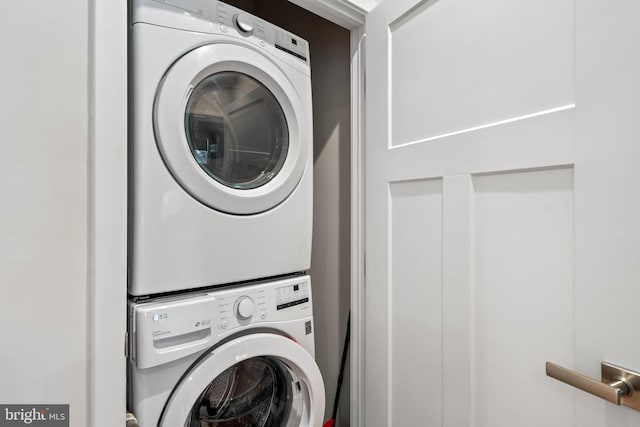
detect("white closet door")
(363, 1), (640, 426)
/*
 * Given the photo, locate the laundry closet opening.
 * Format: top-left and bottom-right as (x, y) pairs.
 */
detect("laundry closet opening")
(222, 1), (352, 425)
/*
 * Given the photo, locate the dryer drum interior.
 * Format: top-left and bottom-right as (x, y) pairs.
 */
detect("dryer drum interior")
(187, 356), (297, 426)
(185, 71), (289, 191)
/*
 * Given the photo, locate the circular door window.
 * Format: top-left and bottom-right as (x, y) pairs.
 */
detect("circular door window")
(185, 72), (289, 190)
(186, 357), (298, 426)
(159, 334), (324, 427)
(154, 43), (310, 215)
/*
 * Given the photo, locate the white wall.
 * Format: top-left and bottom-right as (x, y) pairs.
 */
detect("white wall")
(0, 1), (89, 424)
(0, 2), (127, 427)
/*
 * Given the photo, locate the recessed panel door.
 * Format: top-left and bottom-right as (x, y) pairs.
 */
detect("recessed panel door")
(364, 1), (640, 426)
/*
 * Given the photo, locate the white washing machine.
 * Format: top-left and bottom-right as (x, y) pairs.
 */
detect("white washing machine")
(128, 275), (325, 426)
(129, 0), (313, 296)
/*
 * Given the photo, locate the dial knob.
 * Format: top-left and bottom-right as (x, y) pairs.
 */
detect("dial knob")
(235, 296), (256, 320)
(233, 14), (254, 36)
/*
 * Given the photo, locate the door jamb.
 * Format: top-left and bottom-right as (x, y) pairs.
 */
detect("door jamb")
(88, 2), (367, 426)
(349, 25), (366, 427)
(286, 2), (368, 426)
(88, 1), (127, 426)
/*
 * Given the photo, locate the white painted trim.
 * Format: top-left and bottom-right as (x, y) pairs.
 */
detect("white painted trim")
(286, 5), (369, 426)
(288, 0), (368, 29)
(87, 0), (128, 425)
(392, 104), (576, 149)
(350, 26), (367, 427)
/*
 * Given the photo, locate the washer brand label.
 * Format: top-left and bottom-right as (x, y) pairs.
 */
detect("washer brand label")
(0, 405), (68, 426)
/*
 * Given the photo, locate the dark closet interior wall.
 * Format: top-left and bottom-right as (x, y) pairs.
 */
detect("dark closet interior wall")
(222, 1), (352, 425)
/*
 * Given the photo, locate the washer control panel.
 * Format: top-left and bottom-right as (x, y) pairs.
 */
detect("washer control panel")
(130, 275), (313, 369)
(217, 289), (267, 328)
(215, 276), (311, 331)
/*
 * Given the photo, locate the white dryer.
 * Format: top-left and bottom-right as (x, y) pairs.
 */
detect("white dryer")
(130, 0), (313, 296)
(128, 275), (325, 426)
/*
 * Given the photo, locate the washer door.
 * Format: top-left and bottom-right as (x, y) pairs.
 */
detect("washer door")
(155, 43), (309, 215)
(159, 334), (324, 427)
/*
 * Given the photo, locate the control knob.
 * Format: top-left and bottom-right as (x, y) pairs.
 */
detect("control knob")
(234, 296), (256, 320)
(232, 14), (254, 36)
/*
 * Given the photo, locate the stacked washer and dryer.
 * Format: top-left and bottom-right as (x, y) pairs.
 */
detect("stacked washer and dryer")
(127, 0), (325, 425)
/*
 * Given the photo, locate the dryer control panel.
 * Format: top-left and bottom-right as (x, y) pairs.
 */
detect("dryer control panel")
(214, 1), (309, 63)
(129, 275), (313, 369)
(132, 0), (310, 64)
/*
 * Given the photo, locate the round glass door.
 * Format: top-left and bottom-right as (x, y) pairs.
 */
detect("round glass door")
(154, 43), (310, 215)
(159, 334), (324, 427)
(186, 357), (299, 427)
(185, 72), (289, 190)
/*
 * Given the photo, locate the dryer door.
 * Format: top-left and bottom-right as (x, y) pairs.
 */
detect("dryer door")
(159, 333), (324, 427)
(154, 43), (310, 215)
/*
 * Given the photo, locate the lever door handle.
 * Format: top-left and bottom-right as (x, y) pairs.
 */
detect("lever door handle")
(546, 361), (640, 411)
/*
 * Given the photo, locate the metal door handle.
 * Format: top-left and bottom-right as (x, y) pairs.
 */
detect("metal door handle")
(546, 361), (640, 411)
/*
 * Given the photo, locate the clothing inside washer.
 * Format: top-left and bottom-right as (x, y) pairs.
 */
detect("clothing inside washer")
(187, 357), (294, 427)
